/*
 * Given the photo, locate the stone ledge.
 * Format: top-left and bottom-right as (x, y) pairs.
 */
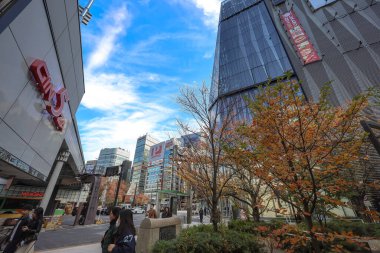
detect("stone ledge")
(139, 217), (181, 229)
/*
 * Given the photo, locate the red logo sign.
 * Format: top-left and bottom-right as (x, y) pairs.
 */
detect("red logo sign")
(30, 59), (69, 131)
(151, 145), (163, 158)
(20, 191), (44, 197)
(280, 10), (320, 65)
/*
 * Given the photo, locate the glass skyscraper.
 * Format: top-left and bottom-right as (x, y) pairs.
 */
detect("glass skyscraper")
(210, 0), (293, 119)
(128, 134), (159, 195)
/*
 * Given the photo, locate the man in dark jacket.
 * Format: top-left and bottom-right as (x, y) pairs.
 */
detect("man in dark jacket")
(101, 207), (120, 253)
(3, 204), (33, 253)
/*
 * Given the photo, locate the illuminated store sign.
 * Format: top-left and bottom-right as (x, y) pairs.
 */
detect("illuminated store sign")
(280, 10), (321, 65)
(30, 59), (69, 131)
(20, 191), (44, 197)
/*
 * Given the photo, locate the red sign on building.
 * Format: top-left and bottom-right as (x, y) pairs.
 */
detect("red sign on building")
(280, 10), (321, 65)
(20, 191), (44, 197)
(30, 59), (69, 131)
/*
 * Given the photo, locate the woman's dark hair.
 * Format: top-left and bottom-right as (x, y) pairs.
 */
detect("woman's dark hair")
(111, 207), (120, 221)
(34, 207), (44, 220)
(117, 209), (136, 236)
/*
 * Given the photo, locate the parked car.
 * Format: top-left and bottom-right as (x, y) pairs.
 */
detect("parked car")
(132, 207), (145, 214)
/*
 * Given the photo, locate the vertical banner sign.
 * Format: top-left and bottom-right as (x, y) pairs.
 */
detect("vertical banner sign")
(280, 10), (321, 65)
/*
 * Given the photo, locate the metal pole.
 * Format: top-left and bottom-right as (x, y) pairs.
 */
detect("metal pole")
(80, 0), (95, 21)
(132, 182), (137, 207)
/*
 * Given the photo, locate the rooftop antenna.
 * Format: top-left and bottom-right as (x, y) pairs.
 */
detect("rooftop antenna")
(79, 0), (95, 25)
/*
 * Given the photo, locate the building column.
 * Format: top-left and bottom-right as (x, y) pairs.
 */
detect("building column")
(40, 150), (70, 214)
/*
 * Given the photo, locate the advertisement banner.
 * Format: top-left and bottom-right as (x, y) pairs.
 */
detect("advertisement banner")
(149, 142), (165, 162)
(280, 10), (320, 65)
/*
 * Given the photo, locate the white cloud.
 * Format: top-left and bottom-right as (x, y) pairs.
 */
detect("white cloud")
(80, 4), (179, 161)
(79, 101), (175, 161)
(203, 51), (213, 59)
(82, 72), (138, 111)
(86, 4), (131, 71)
(190, 0), (222, 29)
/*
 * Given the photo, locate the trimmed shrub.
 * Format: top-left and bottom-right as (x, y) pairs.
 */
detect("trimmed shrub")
(325, 221), (380, 238)
(228, 219), (285, 236)
(152, 224), (264, 253)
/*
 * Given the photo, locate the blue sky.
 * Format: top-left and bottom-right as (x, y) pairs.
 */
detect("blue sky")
(77, 0), (222, 161)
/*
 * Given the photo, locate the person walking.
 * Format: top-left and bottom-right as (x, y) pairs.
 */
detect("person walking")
(101, 207), (120, 253)
(161, 207), (172, 218)
(3, 205), (33, 253)
(199, 208), (204, 224)
(108, 209), (136, 253)
(146, 205), (157, 219)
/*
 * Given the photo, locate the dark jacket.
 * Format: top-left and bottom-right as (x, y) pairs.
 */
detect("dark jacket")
(101, 220), (117, 253)
(23, 218), (43, 243)
(161, 211), (172, 218)
(111, 229), (136, 253)
(3, 216), (30, 253)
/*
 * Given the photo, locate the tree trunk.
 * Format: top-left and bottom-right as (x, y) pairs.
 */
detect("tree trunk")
(304, 215), (320, 253)
(351, 196), (371, 222)
(251, 194), (260, 222)
(211, 196), (219, 232)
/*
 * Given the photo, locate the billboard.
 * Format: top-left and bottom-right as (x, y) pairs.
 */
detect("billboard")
(149, 142), (165, 162)
(280, 10), (321, 65)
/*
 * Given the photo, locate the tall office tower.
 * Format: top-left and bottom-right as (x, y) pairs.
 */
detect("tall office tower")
(128, 134), (160, 195)
(210, 0), (294, 120)
(264, 0), (380, 211)
(96, 148), (130, 175)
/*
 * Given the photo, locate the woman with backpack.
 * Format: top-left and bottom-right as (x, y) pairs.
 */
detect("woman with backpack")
(108, 209), (136, 253)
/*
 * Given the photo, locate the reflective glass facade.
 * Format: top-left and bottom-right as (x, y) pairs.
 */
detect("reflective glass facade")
(210, 0), (293, 108)
(128, 134), (159, 195)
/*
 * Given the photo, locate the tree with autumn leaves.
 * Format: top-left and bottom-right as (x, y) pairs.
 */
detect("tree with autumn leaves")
(98, 177), (128, 205)
(176, 84), (237, 232)
(227, 75), (373, 252)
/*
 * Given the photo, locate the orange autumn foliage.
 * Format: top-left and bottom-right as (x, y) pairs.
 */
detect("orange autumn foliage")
(229, 75), (369, 252)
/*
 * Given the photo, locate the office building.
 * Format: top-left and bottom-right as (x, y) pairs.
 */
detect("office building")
(96, 148), (130, 175)
(145, 138), (188, 204)
(0, 0), (86, 213)
(210, 0), (294, 120)
(85, 160), (97, 174)
(128, 134), (159, 195)
(211, 0), (380, 211)
(264, 0), (380, 211)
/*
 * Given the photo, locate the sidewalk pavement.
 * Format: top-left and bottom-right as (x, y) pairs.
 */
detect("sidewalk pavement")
(35, 243), (100, 253)
(35, 214), (226, 253)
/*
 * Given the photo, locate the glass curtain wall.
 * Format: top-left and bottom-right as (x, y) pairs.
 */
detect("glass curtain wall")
(210, 0), (293, 119)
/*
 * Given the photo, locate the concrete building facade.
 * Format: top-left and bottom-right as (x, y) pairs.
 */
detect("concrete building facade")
(0, 0), (86, 213)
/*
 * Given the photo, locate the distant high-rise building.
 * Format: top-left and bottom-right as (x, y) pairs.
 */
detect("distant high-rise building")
(96, 148), (130, 175)
(128, 134), (159, 195)
(145, 136), (196, 204)
(85, 160), (97, 174)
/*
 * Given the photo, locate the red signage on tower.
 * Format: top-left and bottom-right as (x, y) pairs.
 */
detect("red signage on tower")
(280, 10), (321, 65)
(30, 59), (69, 131)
